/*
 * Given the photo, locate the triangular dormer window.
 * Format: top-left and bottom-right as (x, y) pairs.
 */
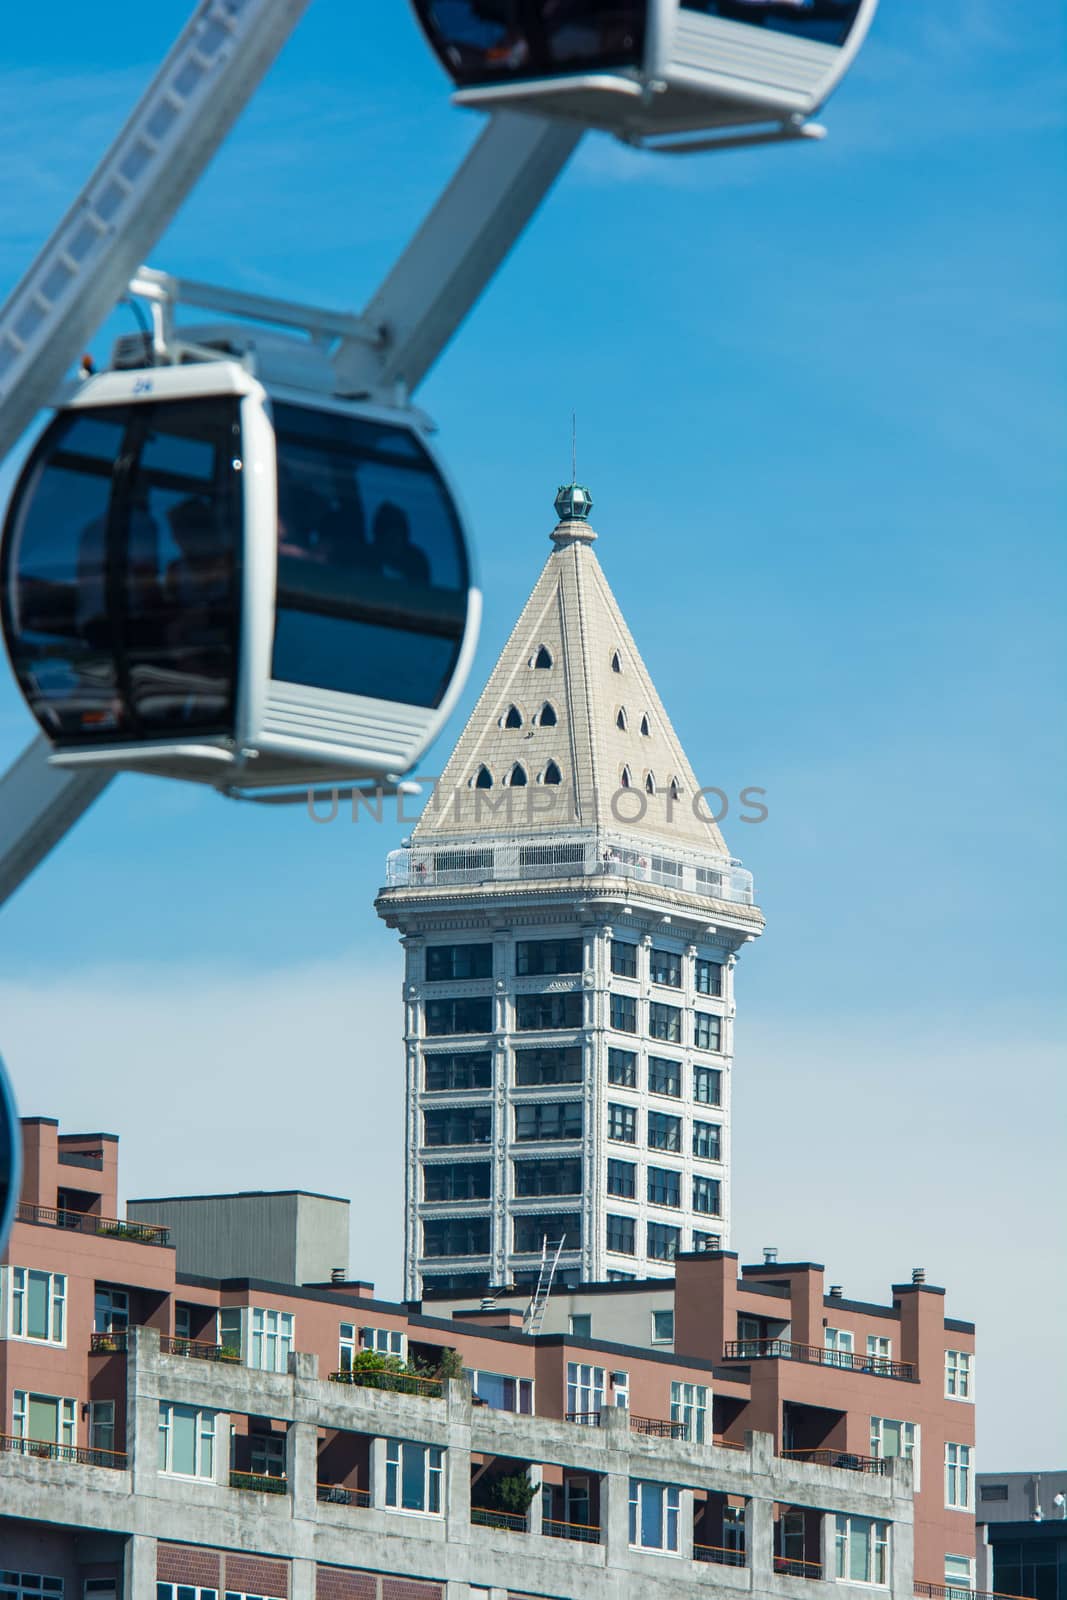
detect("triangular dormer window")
(473, 766), (493, 789)
(669, 776), (682, 800)
(507, 763), (528, 787)
(538, 702), (558, 727)
(611, 651), (622, 673)
(616, 708), (627, 732)
(532, 645), (553, 669)
(640, 714), (651, 737)
(645, 772), (656, 795)
(620, 766), (632, 789)
(541, 761), (562, 785)
(503, 705), (523, 729)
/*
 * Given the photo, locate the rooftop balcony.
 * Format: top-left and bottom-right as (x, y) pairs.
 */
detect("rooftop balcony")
(16, 1202), (169, 1247)
(385, 831), (755, 906)
(0, 1432), (126, 1470)
(723, 1339), (916, 1381)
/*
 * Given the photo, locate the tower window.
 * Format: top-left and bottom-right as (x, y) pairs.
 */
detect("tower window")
(616, 708), (627, 731)
(611, 651), (622, 673)
(541, 760), (562, 785)
(538, 702), (558, 727)
(502, 705), (523, 729)
(640, 715), (650, 736)
(620, 766), (632, 788)
(473, 765), (493, 789)
(669, 776), (682, 800)
(645, 772), (656, 794)
(507, 763), (528, 787)
(532, 645), (553, 669)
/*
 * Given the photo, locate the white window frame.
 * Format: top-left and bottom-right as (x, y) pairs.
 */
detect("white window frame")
(670, 1381), (707, 1443)
(360, 1325), (407, 1360)
(156, 1587), (224, 1600)
(651, 1309), (674, 1344)
(338, 1321), (358, 1371)
(567, 1361), (605, 1418)
(944, 1555), (974, 1594)
(465, 1368), (534, 1414)
(945, 1442), (973, 1510)
(824, 1327), (854, 1360)
(610, 1369), (630, 1408)
(12, 1390), (76, 1447)
(866, 1334), (892, 1372)
(94, 1285), (129, 1334)
(0, 1577), (63, 1600)
(629, 1478), (681, 1554)
(157, 1401), (217, 1480)
(89, 1399), (116, 1455)
(249, 1307), (294, 1373)
(835, 1514), (890, 1586)
(870, 1417), (920, 1489)
(9, 1268), (67, 1346)
(945, 1350), (974, 1401)
(384, 1437), (443, 1515)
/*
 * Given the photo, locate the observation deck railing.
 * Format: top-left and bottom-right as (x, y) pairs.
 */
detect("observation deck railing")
(544, 1517), (601, 1544)
(780, 1447), (887, 1475)
(694, 1543), (746, 1567)
(15, 1202), (169, 1246)
(471, 1506), (528, 1533)
(774, 1556), (823, 1580)
(0, 1431), (126, 1469)
(328, 1369), (443, 1399)
(723, 1339), (915, 1380)
(385, 832), (754, 906)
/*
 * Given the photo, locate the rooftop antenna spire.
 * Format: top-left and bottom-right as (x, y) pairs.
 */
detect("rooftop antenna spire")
(571, 410), (576, 484)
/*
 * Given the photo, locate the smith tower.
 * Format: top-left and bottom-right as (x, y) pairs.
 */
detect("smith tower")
(376, 485), (764, 1301)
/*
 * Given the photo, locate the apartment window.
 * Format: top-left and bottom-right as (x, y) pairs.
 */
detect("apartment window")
(980, 1484), (1008, 1502)
(338, 1323), (358, 1371)
(607, 1214), (636, 1255)
(835, 1515), (890, 1586)
(647, 1222), (680, 1262)
(89, 1399), (115, 1454)
(158, 1402), (216, 1479)
(516, 939), (583, 975)
(426, 942), (493, 981)
(607, 1270), (635, 1282)
(867, 1334), (893, 1373)
(825, 1327), (854, 1360)
(670, 1381), (707, 1442)
(423, 1160), (492, 1201)
(647, 1111), (681, 1152)
(871, 1418), (919, 1486)
(693, 1231), (721, 1252)
(156, 1588), (218, 1600)
(650, 948), (682, 988)
(567, 1362), (604, 1418)
(693, 1120), (721, 1160)
(360, 1326), (407, 1359)
(219, 1307), (242, 1357)
(424, 1052), (492, 1091)
(0, 1580), (62, 1600)
(423, 1105), (492, 1146)
(649, 1002), (681, 1043)
(648, 1056), (681, 1097)
(610, 941), (638, 978)
(250, 1308), (293, 1373)
(693, 1175), (721, 1216)
(425, 996), (492, 1036)
(250, 1432), (286, 1479)
(174, 1305), (193, 1342)
(385, 1438), (443, 1514)
(423, 1216), (491, 1257)
(513, 1212), (581, 1254)
(515, 992), (583, 1031)
(9, 1269), (66, 1345)
(514, 1101), (582, 1141)
(945, 1443), (973, 1509)
(569, 1313), (592, 1338)
(466, 1369), (533, 1413)
(93, 1286), (129, 1334)
(607, 1158), (636, 1199)
(946, 1350), (973, 1400)
(944, 1556), (974, 1595)
(608, 1103), (637, 1144)
(514, 1157), (582, 1196)
(629, 1479), (680, 1553)
(514, 1046), (582, 1085)
(610, 992), (637, 1033)
(652, 1309), (674, 1342)
(695, 959), (723, 996)
(12, 1391), (76, 1447)
(647, 1167), (681, 1208)
(608, 1047), (637, 1087)
(693, 1065), (722, 1105)
(694, 1012), (722, 1051)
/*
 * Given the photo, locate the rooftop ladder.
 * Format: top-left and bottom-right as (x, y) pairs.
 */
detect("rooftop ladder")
(523, 1235), (565, 1336)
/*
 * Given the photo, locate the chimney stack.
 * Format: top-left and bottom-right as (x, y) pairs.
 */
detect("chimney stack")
(763, 1246), (778, 1265)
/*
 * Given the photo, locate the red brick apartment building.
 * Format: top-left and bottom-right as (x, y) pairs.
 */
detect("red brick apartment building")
(0, 1118), (978, 1600)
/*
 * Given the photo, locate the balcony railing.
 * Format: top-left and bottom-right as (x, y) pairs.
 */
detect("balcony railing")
(385, 832), (754, 907)
(471, 1506), (527, 1533)
(318, 1482), (371, 1507)
(544, 1517), (601, 1544)
(781, 1447), (887, 1475)
(774, 1556), (824, 1580)
(566, 1410), (603, 1426)
(15, 1203), (169, 1247)
(0, 1432), (126, 1470)
(160, 1335), (242, 1363)
(694, 1544), (746, 1567)
(230, 1469), (287, 1494)
(915, 1585), (1035, 1600)
(630, 1414), (685, 1439)
(328, 1369), (443, 1399)
(723, 1339), (915, 1381)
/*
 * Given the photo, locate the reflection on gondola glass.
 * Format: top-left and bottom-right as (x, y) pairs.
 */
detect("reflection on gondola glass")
(271, 404), (469, 707)
(1, 400), (242, 743)
(415, 0), (646, 86)
(679, 0), (862, 46)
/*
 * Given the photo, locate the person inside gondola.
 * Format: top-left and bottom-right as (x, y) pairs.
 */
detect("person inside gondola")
(370, 501), (431, 587)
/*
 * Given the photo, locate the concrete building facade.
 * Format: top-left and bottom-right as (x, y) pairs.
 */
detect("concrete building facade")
(375, 485), (764, 1300)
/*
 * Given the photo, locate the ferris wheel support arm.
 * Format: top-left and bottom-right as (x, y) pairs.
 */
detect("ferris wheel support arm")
(0, 0), (312, 467)
(332, 111), (583, 400)
(0, 738), (111, 908)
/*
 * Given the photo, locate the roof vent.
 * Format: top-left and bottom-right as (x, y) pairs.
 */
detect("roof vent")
(763, 1247), (778, 1265)
(829, 1285), (843, 1299)
(912, 1266), (926, 1285)
(480, 1298), (496, 1312)
(331, 1267), (346, 1284)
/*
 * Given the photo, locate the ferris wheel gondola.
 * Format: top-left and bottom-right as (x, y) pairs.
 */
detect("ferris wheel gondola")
(411, 0), (878, 145)
(0, 360), (479, 795)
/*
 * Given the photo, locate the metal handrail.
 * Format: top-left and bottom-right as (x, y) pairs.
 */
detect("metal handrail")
(915, 1585), (1036, 1600)
(713, 1435), (748, 1452)
(723, 1339), (915, 1380)
(781, 1447), (887, 1475)
(229, 1469), (287, 1494)
(0, 1432), (126, 1469)
(630, 1414), (685, 1438)
(471, 1505), (527, 1533)
(543, 1517), (601, 1544)
(566, 1410), (602, 1426)
(161, 1335), (242, 1363)
(774, 1556), (823, 1579)
(694, 1543), (746, 1567)
(317, 1482), (371, 1507)
(15, 1202), (169, 1246)
(328, 1368), (443, 1398)
(89, 1330), (130, 1354)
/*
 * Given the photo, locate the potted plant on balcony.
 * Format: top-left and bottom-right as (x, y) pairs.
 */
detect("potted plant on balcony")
(217, 1345), (241, 1363)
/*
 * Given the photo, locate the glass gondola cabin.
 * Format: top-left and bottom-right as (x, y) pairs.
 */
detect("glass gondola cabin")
(0, 362), (480, 792)
(412, 0), (878, 140)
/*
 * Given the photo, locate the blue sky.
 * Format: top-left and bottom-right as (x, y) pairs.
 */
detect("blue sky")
(0, 2), (1064, 1467)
